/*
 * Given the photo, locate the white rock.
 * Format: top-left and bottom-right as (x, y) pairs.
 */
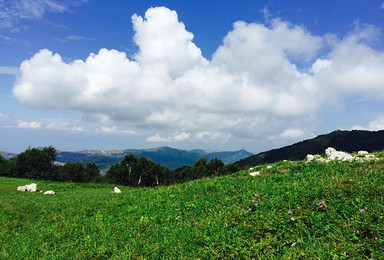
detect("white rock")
(266, 165), (272, 169)
(365, 154), (376, 160)
(325, 148), (353, 162)
(17, 186), (26, 191)
(25, 183), (37, 192)
(44, 190), (55, 195)
(249, 171), (260, 176)
(114, 187), (121, 193)
(306, 154), (315, 162)
(358, 151), (369, 155)
(325, 147), (336, 157)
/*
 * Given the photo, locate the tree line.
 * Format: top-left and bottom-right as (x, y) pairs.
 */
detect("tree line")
(0, 146), (240, 187)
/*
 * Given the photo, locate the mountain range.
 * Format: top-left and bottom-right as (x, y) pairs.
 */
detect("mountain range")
(3, 129), (384, 170)
(55, 146), (253, 170)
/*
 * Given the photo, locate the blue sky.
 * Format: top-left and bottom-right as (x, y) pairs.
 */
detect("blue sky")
(1, 0), (384, 153)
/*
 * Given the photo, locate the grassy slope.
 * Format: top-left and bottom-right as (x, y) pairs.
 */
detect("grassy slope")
(1, 156), (384, 259)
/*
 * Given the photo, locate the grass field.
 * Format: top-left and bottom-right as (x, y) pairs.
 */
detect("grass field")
(1, 156), (384, 259)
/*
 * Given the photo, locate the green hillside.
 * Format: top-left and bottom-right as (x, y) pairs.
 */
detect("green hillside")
(1, 154), (383, 258)
(236, 130), (384, 167)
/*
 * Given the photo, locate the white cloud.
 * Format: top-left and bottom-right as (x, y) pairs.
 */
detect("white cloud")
(147, 133), (170, 143)
(45, 120), (85, 132)
(194, 131), (232, 143)
(12, 7), (384, 146)
(381, 2), (384, 9)
(0, 0), (86, 31)
(18, 121), (42, 129)
(0, 66), (19, 75)
(277, 128), (306, 140)
(173, 132), (191, 142)
(353, 116), (384, 131)
(100, 126), (138, 135)
(100, 126), (118, 133)
(368, 117), (384, 131)
(147, 131), (191, 143)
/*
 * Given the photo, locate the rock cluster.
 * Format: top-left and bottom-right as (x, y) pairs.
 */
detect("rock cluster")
(306, 148), (377, 163)
(16, 183), (55, 195)
(17, 183), (37, 192)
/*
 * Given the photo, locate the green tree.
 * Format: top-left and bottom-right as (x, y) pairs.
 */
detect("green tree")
(223, 163), (240, 175)
(7, 146), (58, 180)
(207, 158), (224, 177)
(84, 162), (101, 182)
(57, 162), (100, 183)
(0, 154), (8, 176)
(105, 154), (169, 187)
(192, 158), (208, 179)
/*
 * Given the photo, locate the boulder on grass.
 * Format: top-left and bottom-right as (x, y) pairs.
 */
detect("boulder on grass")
(114, 187), (121, 193)
(25, 183), (37, 192)
(17, 186), (26, 191)
(44, 190), (55, 195)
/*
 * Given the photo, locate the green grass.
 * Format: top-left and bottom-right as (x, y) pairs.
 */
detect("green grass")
(1, 157), (384, 259)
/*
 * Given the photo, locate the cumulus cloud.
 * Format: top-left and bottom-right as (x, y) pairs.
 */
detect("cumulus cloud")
(12, 6), (384, 144)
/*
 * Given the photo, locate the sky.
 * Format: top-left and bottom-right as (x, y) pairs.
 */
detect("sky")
(1, 0), (384, 154)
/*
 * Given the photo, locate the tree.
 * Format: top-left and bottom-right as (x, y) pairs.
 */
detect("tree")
(7, 146), (58, 180)
(0, 154), (7, 176)
(207, 158), (224, 177)
(192, 158), (208, 179)
(84, 162), (101, 182)
(105, 154), (169, 187)
(58, 162), (101, 183)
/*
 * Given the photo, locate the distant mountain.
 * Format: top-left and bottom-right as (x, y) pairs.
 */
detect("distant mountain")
(235, 130), (384, 167)
(55, 146), (253, 170)
(0, 152), (17, 159)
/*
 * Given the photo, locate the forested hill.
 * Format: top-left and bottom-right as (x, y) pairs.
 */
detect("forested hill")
(235, 130), (384, 167)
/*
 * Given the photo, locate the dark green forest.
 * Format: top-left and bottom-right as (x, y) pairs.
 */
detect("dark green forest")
(0, 146), (240, 187)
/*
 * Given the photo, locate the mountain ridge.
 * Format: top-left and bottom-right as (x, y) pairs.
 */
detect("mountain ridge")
(55, 146), (253, 170)
(235, 129), (384, 167)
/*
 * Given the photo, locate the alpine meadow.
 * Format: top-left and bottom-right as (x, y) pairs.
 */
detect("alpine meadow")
(1, 150), (384, 258)
(1, 1), (384, 259)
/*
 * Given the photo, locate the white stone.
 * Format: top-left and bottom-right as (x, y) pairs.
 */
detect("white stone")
(17, 186), (26, 191)
(249, 171), (260, 176)
(25, 183), (37, 192)
(44, 190), (55, 195)
(365, 154), (376, 160)
(358, 151), (369, 155)
(306, 154), (315, 162)
(325, 147), (353, 162)
(267, 165), (272, 169)
(114, 187), (121, 193)
(325, 147), (336, 157)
